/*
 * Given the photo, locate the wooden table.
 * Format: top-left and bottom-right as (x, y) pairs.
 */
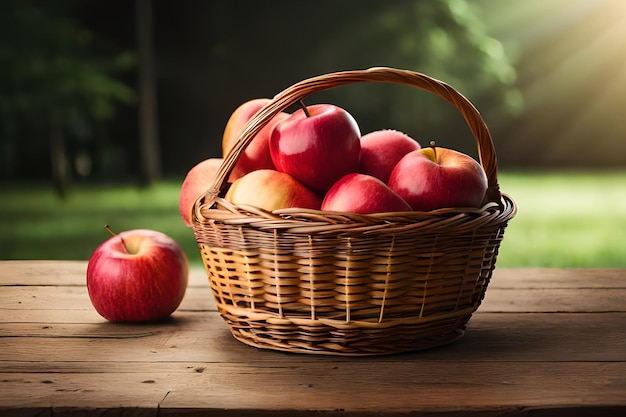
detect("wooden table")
(1, 260), (625, 416)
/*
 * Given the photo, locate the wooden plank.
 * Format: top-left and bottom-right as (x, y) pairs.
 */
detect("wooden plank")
(0, 260), (88, 286)
(1, 362), (625, 412)
(492, 268), (626, 288)
(0, 260), (210, 287)
(2, 312), (626, 364)
(0, 285), (216, 313)
(2, 261), (625, 290)
(2, 284), (624, 320)
(160, 362), (626, 412)
(480, 287), (626, 312)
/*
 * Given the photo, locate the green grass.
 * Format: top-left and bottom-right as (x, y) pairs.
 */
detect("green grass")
(496, 171), (626, 267)
(0, 181), (202, 265)
(2, 172), (625, 268)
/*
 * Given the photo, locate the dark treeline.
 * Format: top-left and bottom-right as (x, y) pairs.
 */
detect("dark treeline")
(1, 0), (623, 189)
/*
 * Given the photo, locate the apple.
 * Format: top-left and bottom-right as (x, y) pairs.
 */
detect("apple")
(224, 169), (321, 212)
(179, 157), (223, 227)
(222, 98), (289, 182)
(86, 227), (189, 322)
(358, 129), (421, 183)
(387, 143), (488, 211)
(321, 173), (412, 214)
(269, 103), (361, 194)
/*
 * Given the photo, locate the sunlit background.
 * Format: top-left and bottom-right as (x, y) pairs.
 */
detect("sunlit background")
(1, 0), (625, 267)
(480, 0), (626, 168)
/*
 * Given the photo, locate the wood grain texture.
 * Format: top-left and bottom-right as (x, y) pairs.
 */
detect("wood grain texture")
(1, 261), (625, 416)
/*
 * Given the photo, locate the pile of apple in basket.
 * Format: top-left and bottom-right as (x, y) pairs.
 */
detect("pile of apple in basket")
(180, 98), (488, 224)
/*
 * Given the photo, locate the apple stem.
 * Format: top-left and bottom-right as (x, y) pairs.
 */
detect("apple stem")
(104, 225), (117, 237)
(299, 100), (311, 118)
(430, 140), (437, 159)
(104, 225), (129, 254)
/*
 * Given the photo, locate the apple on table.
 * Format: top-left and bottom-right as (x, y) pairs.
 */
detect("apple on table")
(270, 103), (361, 194)
(322, 173), (412, 214)
(222, 98), (290, 182)
(86, 227), (189, 322)
(358, 129), (421, 183)
(388, 142), (488, 211)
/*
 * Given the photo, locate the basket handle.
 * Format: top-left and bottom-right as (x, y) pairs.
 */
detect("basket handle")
(201, 67), (501, 209)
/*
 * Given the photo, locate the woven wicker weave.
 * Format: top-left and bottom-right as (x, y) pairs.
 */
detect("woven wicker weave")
(192, 67), (516, 355)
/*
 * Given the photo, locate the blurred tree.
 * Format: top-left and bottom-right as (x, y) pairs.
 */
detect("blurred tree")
(137, 0), (160, 186)
(0, 0), (135, 194)
(303, 0), (522, 157)
(0, 0), (521, 184)
(157, 0), (521, 170)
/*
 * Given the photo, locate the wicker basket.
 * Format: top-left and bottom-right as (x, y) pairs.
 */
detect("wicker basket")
(192, 67), (516, 356)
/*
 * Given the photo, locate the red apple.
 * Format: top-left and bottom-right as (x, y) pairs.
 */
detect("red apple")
(179, 157), (223, 227)
(225, 169), (321, 212)
(358, 129), (421, 183)
(322, 173), (412, 214)
(388, 145), (488, 211)
(270, 103), (361, 194)
(222, 98), (289, 182)
(86, 228), (189, 322)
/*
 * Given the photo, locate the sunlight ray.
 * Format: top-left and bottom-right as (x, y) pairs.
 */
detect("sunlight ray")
(486, 0), (626, 165)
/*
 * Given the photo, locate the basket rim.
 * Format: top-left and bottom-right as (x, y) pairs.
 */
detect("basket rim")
(194, 193), (515, 236)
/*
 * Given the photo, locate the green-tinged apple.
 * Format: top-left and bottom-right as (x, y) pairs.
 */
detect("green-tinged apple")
(322, 173), (412, 214)
(222, 98), (289, 182)
(388, 143), (488, 211)
(225, 169), (321, 212)
(358, 129), (421, 183)
(270, 103), (361, 194)
(86, 227), (189, 322)
(179, 157), (223, 227)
